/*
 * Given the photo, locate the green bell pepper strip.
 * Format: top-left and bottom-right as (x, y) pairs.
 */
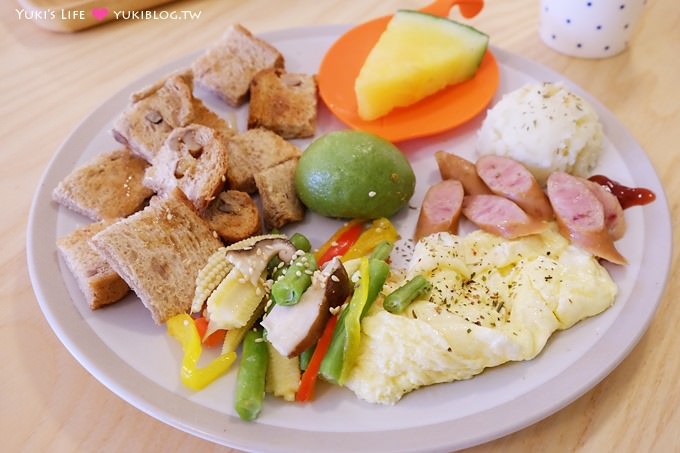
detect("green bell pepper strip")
(299, 345), (315, 371)
(319, 258), (389, 384)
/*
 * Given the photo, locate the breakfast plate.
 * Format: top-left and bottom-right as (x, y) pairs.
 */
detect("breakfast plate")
(27, 25), (671, 452)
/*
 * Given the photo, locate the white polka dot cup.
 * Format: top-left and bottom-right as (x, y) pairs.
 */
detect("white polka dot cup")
(540, 0), (647, 58)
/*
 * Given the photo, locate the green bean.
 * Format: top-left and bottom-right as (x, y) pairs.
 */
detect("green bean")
(319, 258), (389, 384)
(266, 233), (311, 279)
(290, 232), (312, 252)
(234, 328), (268, 421)
(271, 253), (318, 306)
(383, 275), (432, 314)
(369, 240), (394, 261)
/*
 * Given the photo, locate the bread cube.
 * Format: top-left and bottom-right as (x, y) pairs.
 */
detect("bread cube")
(143, 124), (229, 211)
(192, 24), (284, 107)
(225, 128), (301, 193)
(248, 68), (317, 139)
(56, 221), (130, 309)
(254, 159), (305, 229)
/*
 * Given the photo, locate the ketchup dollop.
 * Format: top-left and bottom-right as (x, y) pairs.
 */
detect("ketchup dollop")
(588, 175), (656, 209)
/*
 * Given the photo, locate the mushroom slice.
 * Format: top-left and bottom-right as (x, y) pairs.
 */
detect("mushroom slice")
(224, 235), (297, 285)
(262, 257), (350, 358)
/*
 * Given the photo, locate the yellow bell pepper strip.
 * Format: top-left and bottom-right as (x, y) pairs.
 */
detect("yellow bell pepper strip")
(315, 219), (364, 265)
(341, 217), (399, 261)
(167, 314), (237, 391)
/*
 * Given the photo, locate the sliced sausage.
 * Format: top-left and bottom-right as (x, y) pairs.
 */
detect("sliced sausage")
(414, 179), (464, 240)
(475, 155), (554, 221)
(546, 172), (626, 265)
(581, 178), (626, 241)
(462, 194), (548, 239)
(435, 151), (491, 195)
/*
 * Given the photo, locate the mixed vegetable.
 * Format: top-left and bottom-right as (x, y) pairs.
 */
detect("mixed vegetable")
(166, 218), (430, 420)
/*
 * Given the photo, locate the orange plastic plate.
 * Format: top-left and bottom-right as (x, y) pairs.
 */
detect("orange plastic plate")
(318, 15), (499, 143)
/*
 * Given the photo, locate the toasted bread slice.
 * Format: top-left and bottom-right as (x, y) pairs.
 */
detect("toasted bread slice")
(248, 69), (317, 139)
(225, 128), (301, 193)
(52, 148), (153, 221)
(91, 190), (223, 324)
(112, 70), (233, 162)
(192, 24), (284, 107)
(144, 124), (229, 211)
(254, 158), (305, 229)
(202, 190), (261, 243)
(57, 221), (130, 309)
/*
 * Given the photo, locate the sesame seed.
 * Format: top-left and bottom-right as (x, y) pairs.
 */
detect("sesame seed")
(330, 275), (340, 282)
(212, 231), (218, 239)
(295, 271), (302, 277)
(368, 191), (377, 197)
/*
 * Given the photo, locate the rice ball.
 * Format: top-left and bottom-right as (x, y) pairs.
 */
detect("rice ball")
(476, 82), (603, 184)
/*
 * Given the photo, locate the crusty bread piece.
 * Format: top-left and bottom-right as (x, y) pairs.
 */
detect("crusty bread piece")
(56, 221), (130, 309)
(202, 190), (261, 243)
(225, 128), (301, 193)
(144, 124), (229, 211)
(248, 68), (317, 139)
(52, 149), (153, 221)
(91, 190), (223, 324)
(112, 70), (234, 163)
(254, 158), (305, 229)
(112, 70), (195, 163)
(193, 97), (235, 138)
(192, 24), (284, 107)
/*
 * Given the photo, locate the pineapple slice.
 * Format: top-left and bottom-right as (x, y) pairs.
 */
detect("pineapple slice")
(355, 10), (489, 121)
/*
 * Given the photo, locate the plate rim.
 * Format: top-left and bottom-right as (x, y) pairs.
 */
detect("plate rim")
(26, 24), (672, 453)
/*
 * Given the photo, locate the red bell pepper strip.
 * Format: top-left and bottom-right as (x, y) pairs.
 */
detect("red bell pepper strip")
(316, 221), (364, 266)
(295, 314), (339, 402)
(194, 315), (227, 348)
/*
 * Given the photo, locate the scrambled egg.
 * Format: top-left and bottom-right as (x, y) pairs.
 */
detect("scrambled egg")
(344, 225), (617, 404)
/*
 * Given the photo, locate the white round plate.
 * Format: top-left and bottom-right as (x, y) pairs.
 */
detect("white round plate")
(27, 25), (671, 453)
